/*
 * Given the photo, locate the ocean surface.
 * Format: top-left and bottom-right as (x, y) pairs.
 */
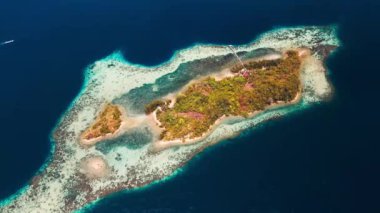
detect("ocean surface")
(0, 0), (379, 212)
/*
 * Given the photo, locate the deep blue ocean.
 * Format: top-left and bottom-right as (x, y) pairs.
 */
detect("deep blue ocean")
(1, 0), (379, 212)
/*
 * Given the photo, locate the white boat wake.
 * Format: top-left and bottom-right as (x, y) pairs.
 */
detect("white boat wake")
(0, 26), (340, 213)
(0, 40), (14, 46)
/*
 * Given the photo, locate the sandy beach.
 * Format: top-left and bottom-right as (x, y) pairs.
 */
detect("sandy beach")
(79, 104), (144, 146)
(0, 25), (339, 213)
(80, 156), (110, 178)
(80, 48), (310, 150)
(150, 91), (302, 152)
(149, 49), (309, 152)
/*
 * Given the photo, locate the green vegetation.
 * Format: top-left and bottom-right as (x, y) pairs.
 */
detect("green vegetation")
(148, 51), (302, 141)
(82, 104), (122, 140)
(230, 59), (281, 73)
(144, 100), (169, 114)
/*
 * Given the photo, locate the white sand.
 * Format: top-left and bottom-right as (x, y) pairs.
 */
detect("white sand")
(0, 26), (339, 213)
(80, 105), (145, 146)
(80, 156), (110, 179)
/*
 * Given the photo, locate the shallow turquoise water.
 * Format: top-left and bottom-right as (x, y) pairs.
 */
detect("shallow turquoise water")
(0, 0), (379, 212)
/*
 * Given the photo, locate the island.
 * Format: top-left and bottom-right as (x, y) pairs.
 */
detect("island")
(149, 50), (302, 144)
(80, 103), (124, 146)
(0, 26), (340, 212)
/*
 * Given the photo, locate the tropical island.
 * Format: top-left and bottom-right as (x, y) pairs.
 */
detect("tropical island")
(0, 26), (340, 213)
(146, 50), (302, 144)
(80, 103), (123, 146)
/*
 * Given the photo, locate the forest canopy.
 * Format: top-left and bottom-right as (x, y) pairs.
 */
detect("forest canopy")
(147, 51), (302, 141)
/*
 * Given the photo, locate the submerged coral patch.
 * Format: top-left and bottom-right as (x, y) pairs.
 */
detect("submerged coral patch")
(0, 26), (340, 212)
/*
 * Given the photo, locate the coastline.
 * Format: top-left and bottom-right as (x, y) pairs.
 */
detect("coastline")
(150, 48), (309, 152)
(151, 89), (302, 152)
(0, 26), (339, 213)
(80, 104), (130, 147)
(81, 47), (298, 149)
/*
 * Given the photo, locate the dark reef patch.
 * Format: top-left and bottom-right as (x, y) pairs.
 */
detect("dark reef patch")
(95, 127), (153, 154)
(113, 48), (277, 114)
